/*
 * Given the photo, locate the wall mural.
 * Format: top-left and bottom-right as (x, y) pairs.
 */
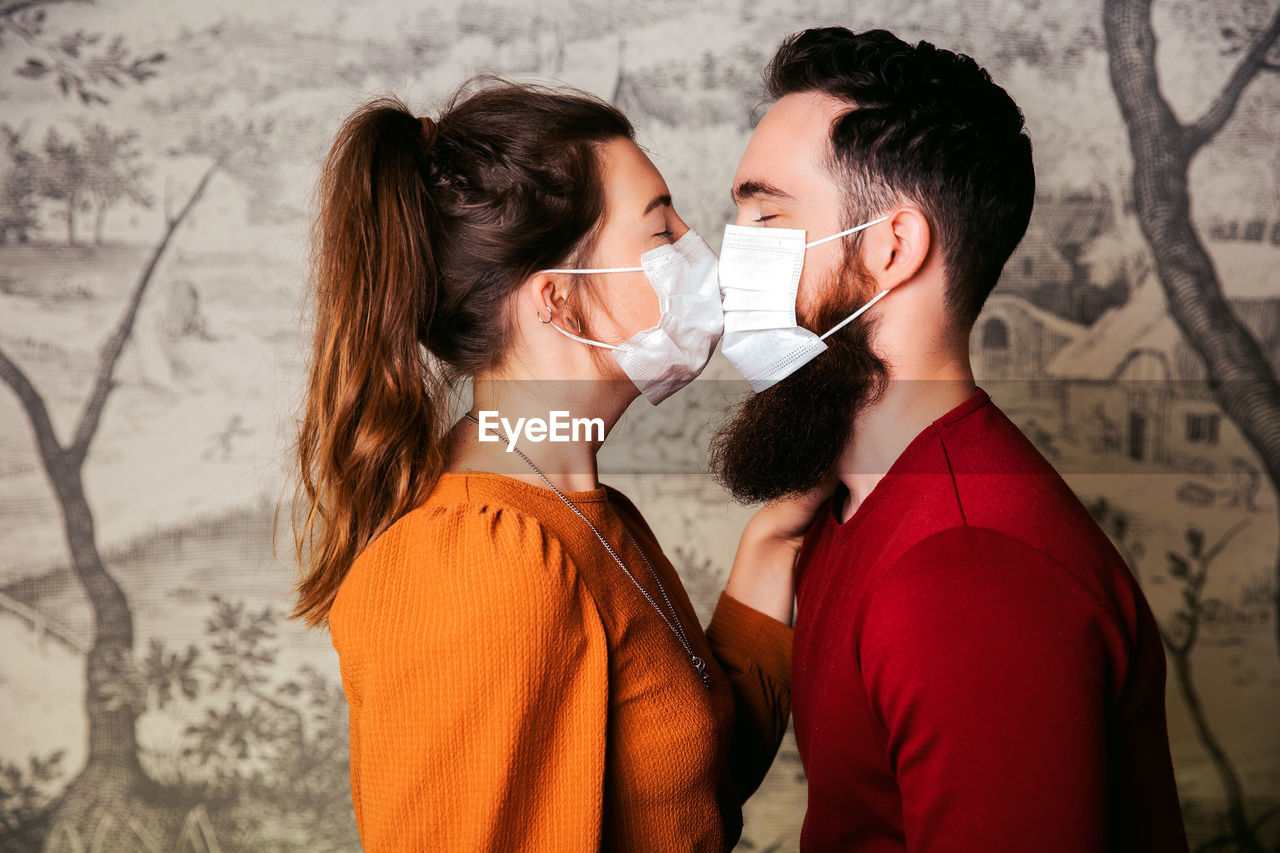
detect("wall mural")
(1, 0), (1278, 849)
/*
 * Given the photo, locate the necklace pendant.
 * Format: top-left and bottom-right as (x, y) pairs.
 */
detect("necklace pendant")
(692, 655), (712, 690)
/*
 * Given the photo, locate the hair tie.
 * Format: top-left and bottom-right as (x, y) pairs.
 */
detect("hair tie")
(417, 115), (438, 148)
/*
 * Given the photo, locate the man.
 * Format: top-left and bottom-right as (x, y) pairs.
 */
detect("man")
(710, 27), (1188, 851)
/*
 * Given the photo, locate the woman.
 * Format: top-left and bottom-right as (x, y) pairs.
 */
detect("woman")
(289, 79), (817, 851)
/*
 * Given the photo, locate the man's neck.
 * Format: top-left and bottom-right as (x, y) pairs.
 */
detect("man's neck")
(833, 364), (977, 524)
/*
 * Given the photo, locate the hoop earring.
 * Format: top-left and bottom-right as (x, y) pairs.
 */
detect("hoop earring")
(535, 307), (553, 324)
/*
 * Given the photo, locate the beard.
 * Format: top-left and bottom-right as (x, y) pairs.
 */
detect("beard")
(708, 260), (889, 505)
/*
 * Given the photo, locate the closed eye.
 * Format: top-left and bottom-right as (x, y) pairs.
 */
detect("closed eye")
(753, 215), (779, 223)
(655, 229), (674, 239)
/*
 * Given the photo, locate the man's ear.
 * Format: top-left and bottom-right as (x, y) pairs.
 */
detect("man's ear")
(863, 206), (931, 290)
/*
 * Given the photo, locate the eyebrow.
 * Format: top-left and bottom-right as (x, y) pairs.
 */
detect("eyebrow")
(732, 179), (794, 204)
(644, 194), (672, 216)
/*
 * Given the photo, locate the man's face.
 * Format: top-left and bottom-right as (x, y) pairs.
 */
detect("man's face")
(710, 91), (889, 505)
(730, 91), (859, 326)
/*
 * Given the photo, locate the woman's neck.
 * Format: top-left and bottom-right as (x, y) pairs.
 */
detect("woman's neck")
(444, 375), (636, 493)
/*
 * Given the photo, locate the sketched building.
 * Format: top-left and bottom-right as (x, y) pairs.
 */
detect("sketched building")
(1045, 242), (1280, 478)
(1001, 191), (1128, 326)
(971, 293), (1087, 381)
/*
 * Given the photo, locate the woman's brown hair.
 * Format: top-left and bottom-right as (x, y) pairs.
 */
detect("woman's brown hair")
(283, 80), (634, 628)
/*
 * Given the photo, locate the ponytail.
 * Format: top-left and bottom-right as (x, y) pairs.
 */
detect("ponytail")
(282, 81), (634, 628)
(288, 97), (447, 628)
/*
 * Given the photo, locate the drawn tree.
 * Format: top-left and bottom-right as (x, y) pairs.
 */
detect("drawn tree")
(1161, 521), (1277, 851)
(0, 1), (240, 847)
(1091, 498), (1274, 850)
(79, 121), (152, 245)
(0, 125), (39, 245)
(1103, 0), (1280, 653)
(0, 161), (218, 846)
(1, 106), (277, 842)
(36, 126), (86, 245)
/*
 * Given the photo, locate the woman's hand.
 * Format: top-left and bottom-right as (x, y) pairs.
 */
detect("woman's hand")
(723, 474), (839, 626)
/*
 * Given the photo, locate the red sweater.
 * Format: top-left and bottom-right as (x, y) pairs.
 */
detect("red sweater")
(792, 387), (1188, 852)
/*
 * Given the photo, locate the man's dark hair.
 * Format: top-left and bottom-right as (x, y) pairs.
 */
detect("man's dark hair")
(766, 27), (1035, 330)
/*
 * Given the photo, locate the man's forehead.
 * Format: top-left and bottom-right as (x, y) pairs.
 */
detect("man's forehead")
(733, 91), (848, 198)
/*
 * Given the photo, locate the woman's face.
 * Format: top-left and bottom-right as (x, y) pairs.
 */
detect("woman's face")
(571, 137), (688, 345)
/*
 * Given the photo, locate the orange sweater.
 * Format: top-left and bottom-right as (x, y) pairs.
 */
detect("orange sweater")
(328, 472), (793, 852)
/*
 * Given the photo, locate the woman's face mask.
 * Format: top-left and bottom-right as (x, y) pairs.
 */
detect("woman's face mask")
(717, 216), (890, 392)
(540, 228), (723, 405)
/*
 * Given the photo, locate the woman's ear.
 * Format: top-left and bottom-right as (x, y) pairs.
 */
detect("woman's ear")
(521, 272), (570, 323)
(864, 206), (931, 291)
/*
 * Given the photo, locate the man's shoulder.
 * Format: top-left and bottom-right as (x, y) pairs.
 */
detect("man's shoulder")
(867, 525), (1137, 655)
(936, 390), (1068, 481)
(885, 525), (1106, 599)
(857, 522), (1152, 711)
(937, 394), (1130, 582)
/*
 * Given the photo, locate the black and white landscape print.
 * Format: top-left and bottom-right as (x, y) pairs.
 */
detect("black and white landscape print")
(2, 0), (1279, 850)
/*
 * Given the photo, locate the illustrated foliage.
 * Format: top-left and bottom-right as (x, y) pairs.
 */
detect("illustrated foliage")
(2, 5), (165, 105)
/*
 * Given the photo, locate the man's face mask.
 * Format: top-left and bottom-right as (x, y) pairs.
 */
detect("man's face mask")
(540, 229), (723, 405)
(717, 215), (890, 392)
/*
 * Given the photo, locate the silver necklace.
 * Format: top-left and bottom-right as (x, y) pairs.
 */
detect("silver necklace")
(462, 412), (711, 690)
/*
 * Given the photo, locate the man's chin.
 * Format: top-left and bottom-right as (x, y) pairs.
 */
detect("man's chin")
(708, 317), (888, 505)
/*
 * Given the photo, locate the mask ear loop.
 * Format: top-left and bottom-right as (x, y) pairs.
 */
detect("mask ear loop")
(818, 288), (891, 341)
(539, 265), (644, 274)
(801, 214), (893, 340)
(536, 265), (643, 351)
(804, 215), (890, 248)
(539, 303), (619, 351)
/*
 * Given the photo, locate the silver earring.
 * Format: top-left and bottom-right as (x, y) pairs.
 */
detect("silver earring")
(536, 307), (553, 324)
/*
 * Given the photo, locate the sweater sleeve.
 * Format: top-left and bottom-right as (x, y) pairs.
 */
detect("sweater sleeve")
(860, 526), (1117, 852)
(330, 504), (610, 853)
(705, 589), (793, 803)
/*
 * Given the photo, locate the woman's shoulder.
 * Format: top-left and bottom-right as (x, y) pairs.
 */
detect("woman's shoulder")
(355, 483), (581, 579)
(332, 476), (594, 634)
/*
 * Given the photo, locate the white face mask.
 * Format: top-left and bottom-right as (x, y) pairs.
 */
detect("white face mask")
(718, 216), (889, 392)
(540, 228), (723, 405)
